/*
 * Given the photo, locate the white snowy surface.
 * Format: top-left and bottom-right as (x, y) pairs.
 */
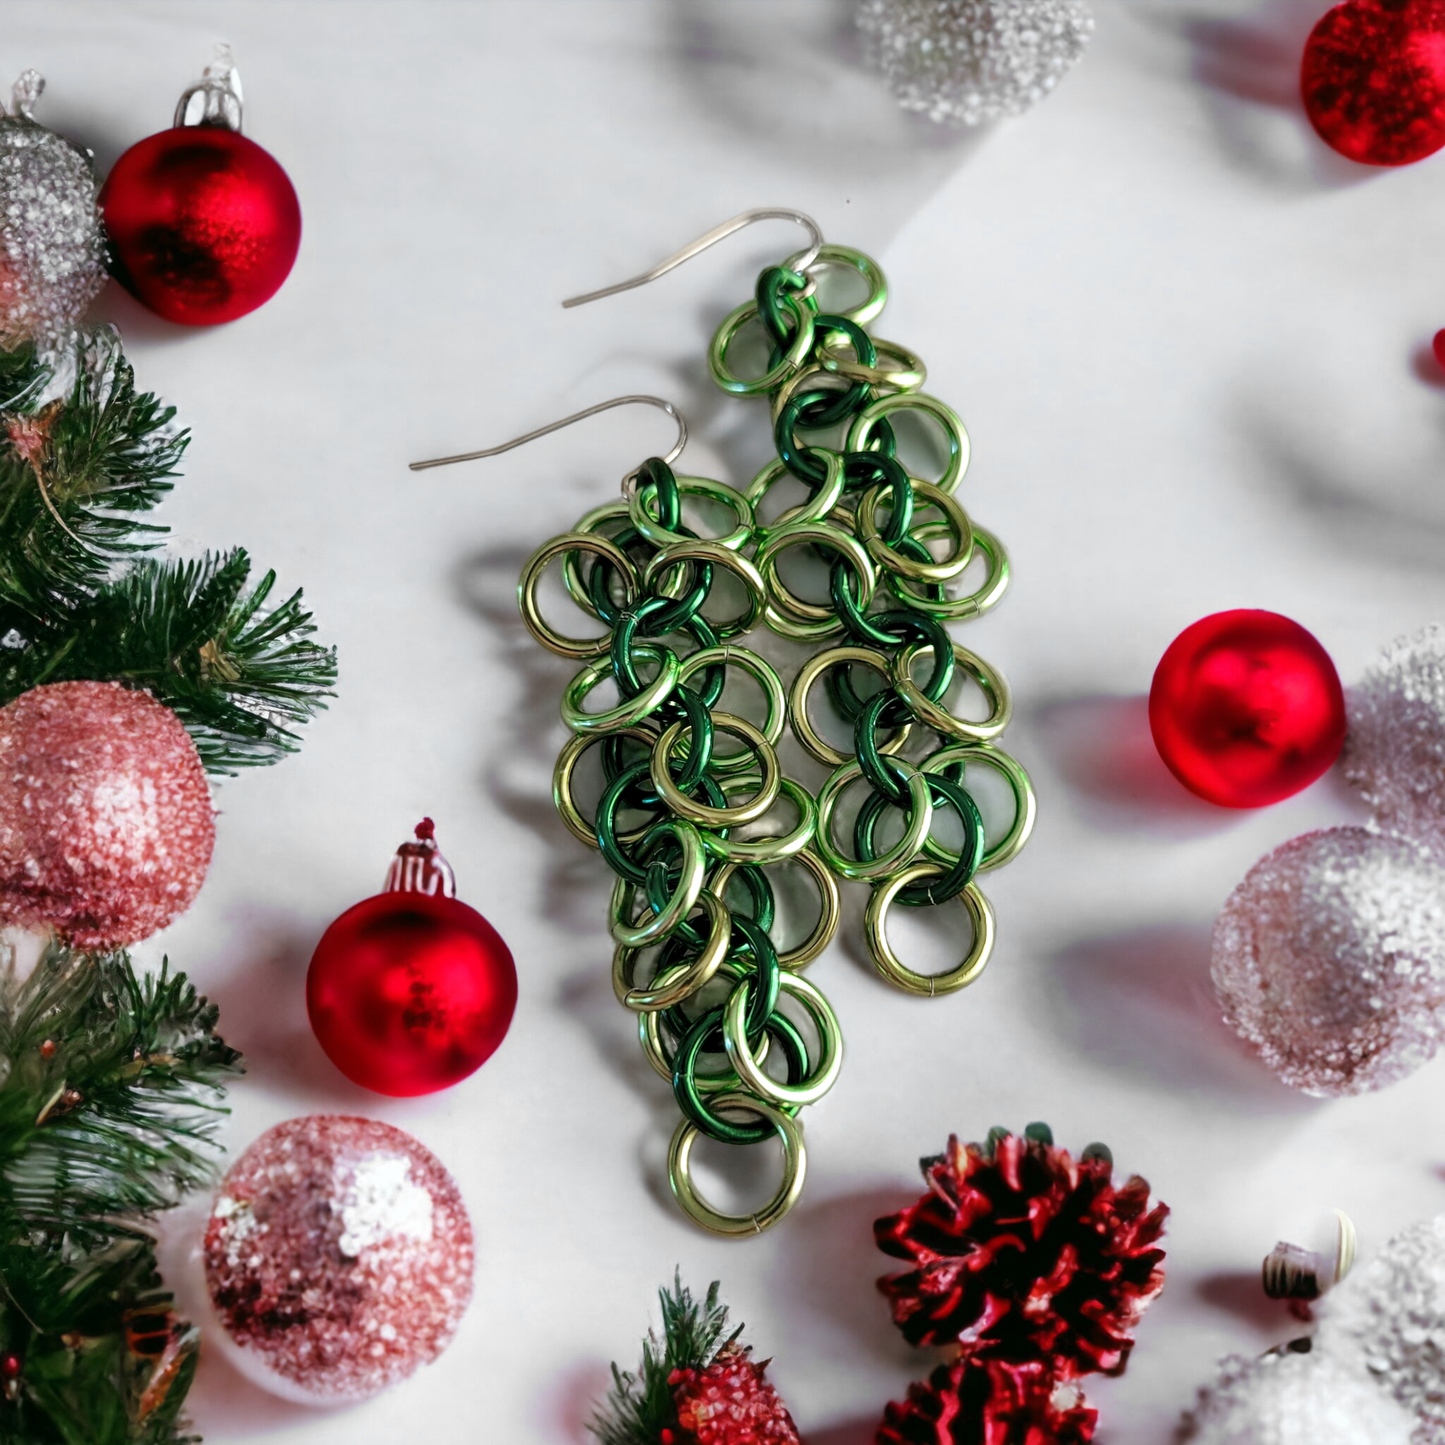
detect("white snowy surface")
(10, 2), (1445, 1441)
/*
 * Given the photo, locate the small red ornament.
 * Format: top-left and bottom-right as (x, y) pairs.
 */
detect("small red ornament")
(1148, 610), (1346, 809)
(99, 52), (300, 325)
(0, 1353), (20, 1380)
(1302, 0), (1445, 166)
(306, 820), (517, 1097)
(1433, 328), (1445, 369)
(0, 681), (215, 949)
(204, 1114), (473, 1404)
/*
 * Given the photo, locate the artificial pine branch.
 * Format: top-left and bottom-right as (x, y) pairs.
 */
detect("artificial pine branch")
(590, 1274), (738, 1445)
(0, 942), (241, 1250)
(2, 550), (338, 773)
(0, 943), (237, 1444)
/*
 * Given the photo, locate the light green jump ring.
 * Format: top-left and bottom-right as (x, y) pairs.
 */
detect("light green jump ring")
(561, 644), (680, 733)
(814, 760), (933, 882)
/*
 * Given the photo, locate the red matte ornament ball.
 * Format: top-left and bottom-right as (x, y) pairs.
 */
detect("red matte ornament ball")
(1432, 328), (1445, 368)
(100, 126), (300, 325)
(306, 825), (516, 1097)
(1149, 610), (1346, 808)
(1301, 0), (1445, 166)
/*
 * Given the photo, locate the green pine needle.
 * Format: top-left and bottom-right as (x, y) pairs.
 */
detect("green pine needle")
(589, 1274), (740, 1445)
(0, 943), (241, 1250)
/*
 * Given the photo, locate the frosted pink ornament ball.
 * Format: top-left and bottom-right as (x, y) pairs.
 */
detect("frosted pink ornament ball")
(203, 1115), (474, 1405)
(0, 681), (215, 949)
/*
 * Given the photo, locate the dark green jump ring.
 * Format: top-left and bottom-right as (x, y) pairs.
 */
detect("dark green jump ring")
(711, 862), (776, 936)
(756, 266), (811, 351)
(672, 1004), (808, 1144)
(855, 693), (912, 806)
(855, 771), (985, 906)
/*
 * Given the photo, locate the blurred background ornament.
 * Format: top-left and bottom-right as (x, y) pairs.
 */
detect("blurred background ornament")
(0, 70), (106, 351)
(1301, 0), (1445, 166)
(1212, 828), (1445, 1096)
(857, 0), (1094, 127)
(1180, 1346), (1415, 1445)
(1343, 625), (1445, 856)
(1262, 1209), (1357, 1320)
(100, 46), (301, 325)
(203, 1115), (473, 1406)
(1149, 610), (1346, 809)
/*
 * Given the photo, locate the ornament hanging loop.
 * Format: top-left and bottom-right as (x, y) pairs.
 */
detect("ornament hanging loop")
(409, 393), (687, 498)
(562, 208), (824, 309)
(175, 44), (243, 132)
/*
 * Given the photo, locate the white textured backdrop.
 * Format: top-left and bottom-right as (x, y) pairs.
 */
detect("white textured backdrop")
(9, 2), (1445, 1441)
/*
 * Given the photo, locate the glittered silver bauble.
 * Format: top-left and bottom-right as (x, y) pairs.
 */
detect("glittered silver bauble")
(857, 0), (1094, 127)
(1316, 1212), (1445, 1439)
(1211, 827), (1445, 1096)
(1343, 625), (1445, 856)
(0, 70), (106, 350)
(1179, 1348), (1414, 1445)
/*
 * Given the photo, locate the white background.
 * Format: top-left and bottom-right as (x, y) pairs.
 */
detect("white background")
(10, 1), (1445, 1440)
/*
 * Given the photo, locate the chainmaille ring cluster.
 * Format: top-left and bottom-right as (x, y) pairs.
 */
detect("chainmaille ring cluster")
(498, 213), (1035, 1235)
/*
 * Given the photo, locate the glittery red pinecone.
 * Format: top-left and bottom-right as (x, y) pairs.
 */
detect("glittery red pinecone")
(875, 1128), (1168, 1378)
(878, 1357), (1097, 1445)
(665, 1342), (801, 1445)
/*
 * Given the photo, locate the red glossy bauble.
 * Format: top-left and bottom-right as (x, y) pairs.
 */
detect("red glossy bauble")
(306, 823), (516, 1097)
(1302, 0), (1445, 166)
(99, 125), (300, 325)
(1149, 610), (1346, 808)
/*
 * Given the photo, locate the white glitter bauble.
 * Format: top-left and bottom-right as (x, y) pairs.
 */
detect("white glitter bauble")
(1316, 1212), (1445, 1439)
(1179, 1347), (1414, 1445)
(1211, 827), (1445, 1096)
(0, 70), (106, 350)
(857, 0), (1094, 127)
(1343, 626), (1445, 855)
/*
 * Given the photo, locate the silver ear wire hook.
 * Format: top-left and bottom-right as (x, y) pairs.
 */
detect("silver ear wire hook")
(561, 208), (824, 309)
(408, 395), (687, 493)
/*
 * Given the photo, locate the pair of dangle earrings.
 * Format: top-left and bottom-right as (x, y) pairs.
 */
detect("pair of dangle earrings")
(414, 209), (1036, 1236)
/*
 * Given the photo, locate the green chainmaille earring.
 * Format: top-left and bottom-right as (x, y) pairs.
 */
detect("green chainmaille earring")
(411, 211), (1035, 1236)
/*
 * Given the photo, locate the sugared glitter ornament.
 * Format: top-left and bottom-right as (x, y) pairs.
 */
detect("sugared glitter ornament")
(1316, 1211), (1445, 1435)
(1302, 0), (1445, 167)
(0, 681), (215, 950)
(307, 820), (517, 1097)
(203, 1115), (473, 1405)
(1179, 1347), (1415, 1445)
(1342, 625), (1445, 855)
(857, 0), (1094, 127)
(1211, 827), (1445, 1096)
(1149, 610), (1346, 808)
(0, 70), (106, 350)
(670, 1342), (803, 1445)
(100, 50), (300, 326)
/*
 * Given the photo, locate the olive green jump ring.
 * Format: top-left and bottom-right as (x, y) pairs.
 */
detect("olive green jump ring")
(788, 645), (909, 766)
(702, 775), (817, 865)
(856, 479), (974, 584)
(675, 645), (785, 765)
(644, 542), (767, 641)
(612, 890), (730, 1011)
(818, 333), (925, 392)
(709, 847), (839, 970)
(846, 393), (969, 496)
(668, 1095), (807, 1236)
(519, 531), (639, 659)
(709, 295), (816, 396)
(746, 453), (845, 537)
(630, 474), (756, 552)
(609, 818), (706, 946)
(756, 520), (875, 640)
(865, 863), (995, 996)
(922, 743), (1036, 872)
(561, 644), (681, 732)
(552, 724), (659, 849)
(723, 970), (842, 1109)
(652, 714), (781, 828)
(638, 953), (771, 1089)
(887, 522), (1010, 621)
(891, 641), (1012, 743)
(814, 761), (933, 882)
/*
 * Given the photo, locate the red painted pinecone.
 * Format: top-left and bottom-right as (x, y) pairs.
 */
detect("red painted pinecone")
(878, 1357), (1097, 1445)
(664, 1343), (801, 1445)
(875, 1132), (1168, 1377)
